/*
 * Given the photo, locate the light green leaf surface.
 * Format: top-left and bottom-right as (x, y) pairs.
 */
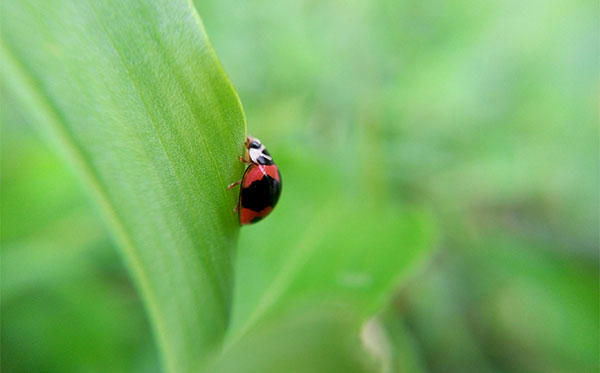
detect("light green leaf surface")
(207, 304), (375, 373)
(1, 1), (246, 371)
(2, 1), (437, 371)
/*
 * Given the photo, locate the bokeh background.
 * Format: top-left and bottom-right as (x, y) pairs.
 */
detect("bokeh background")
(2, 0), (598, 371)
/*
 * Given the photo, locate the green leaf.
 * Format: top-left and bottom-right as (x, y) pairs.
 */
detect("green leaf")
(206, 303), (375, 373)
(223, 148), (436, 352)
(1, 0), (245, 371)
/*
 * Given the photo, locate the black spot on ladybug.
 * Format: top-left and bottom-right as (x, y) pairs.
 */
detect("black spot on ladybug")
(249, 141), (261, 149)
(257, 156), (273, 165)
(251, 216), (264, 223)
(240, 175), (281, 212)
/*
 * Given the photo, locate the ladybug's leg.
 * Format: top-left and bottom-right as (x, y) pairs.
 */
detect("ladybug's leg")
(233, 204), (239, 213)
(227, 180), (241, 190)
(238, 156), (251, 164)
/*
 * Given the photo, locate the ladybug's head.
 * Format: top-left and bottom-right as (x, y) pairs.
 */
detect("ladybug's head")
(245, 135), (274, 165)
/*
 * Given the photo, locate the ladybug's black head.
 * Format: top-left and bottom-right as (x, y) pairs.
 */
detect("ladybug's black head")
(245, 135), (274, 165)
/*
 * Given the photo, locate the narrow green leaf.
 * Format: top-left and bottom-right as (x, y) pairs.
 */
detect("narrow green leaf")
(1, 1), (246, 371)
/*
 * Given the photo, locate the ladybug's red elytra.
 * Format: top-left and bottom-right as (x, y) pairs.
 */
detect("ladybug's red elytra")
(227, 136), (282, 225)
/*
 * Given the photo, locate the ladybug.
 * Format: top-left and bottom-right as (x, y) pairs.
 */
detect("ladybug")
(227, 136), (282, 225)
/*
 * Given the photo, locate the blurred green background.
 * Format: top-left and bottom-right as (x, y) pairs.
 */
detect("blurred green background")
(2, 0), (598, 372)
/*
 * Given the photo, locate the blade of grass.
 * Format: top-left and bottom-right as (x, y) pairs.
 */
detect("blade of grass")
(1, 0), (246, 371)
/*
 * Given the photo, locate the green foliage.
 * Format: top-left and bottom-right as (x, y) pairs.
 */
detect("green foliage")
(1, 0), (433, 372)
(2, 0), (246, 371)
(2, 0), (598, 372)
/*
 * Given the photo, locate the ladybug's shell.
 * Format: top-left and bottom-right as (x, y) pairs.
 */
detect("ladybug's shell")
(239, 164), (282, 225)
